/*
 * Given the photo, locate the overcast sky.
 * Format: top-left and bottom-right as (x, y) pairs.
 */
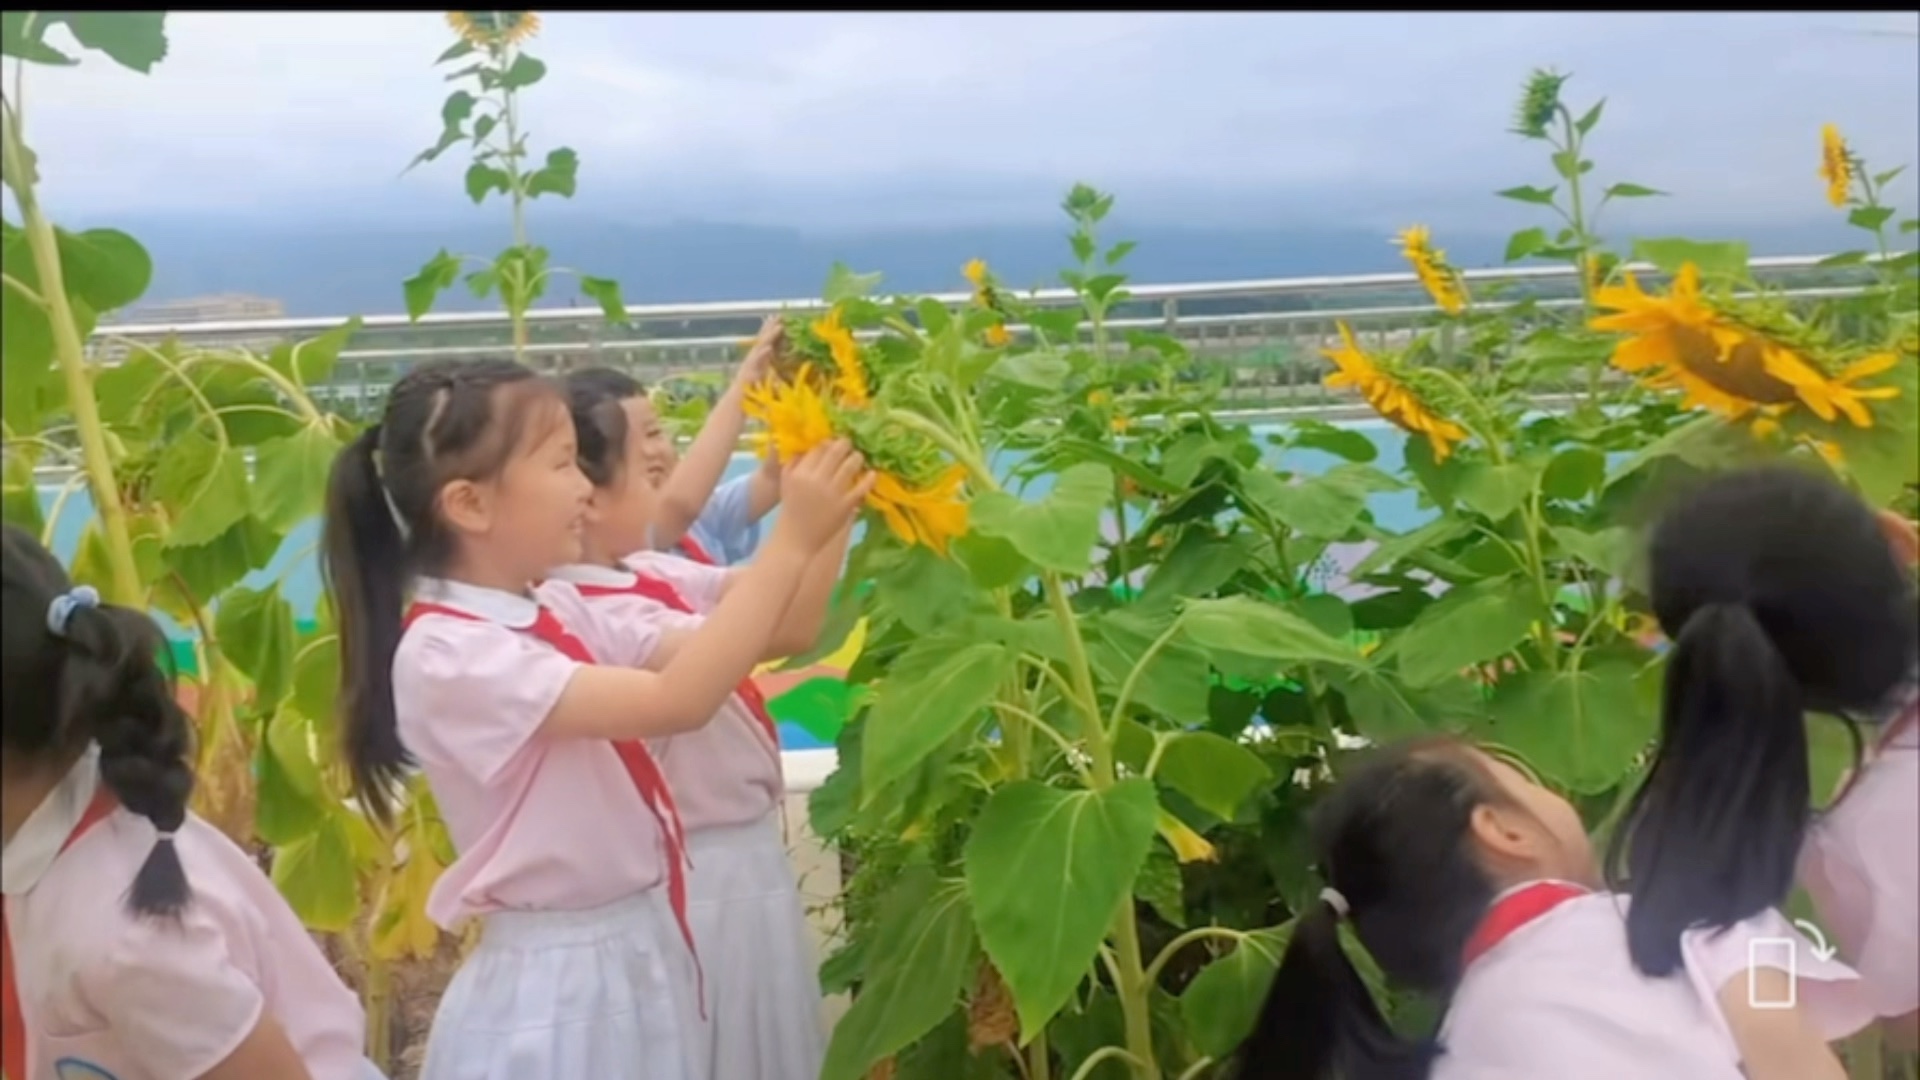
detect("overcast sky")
(13, 11), (1920, 231)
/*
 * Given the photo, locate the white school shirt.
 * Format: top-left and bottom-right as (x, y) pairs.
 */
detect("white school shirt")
(393, 577), (675, 928)
(1, 746), (367, 1080)
(543, 559), (783, 832)
(1800, 684), (1920, 1021)
(1435, 885), (1873, 1080)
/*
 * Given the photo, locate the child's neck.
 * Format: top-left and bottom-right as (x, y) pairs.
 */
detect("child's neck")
(0, 763), (66, 848)
(577, 534), (626, 571)
(439, 550), (537, 596)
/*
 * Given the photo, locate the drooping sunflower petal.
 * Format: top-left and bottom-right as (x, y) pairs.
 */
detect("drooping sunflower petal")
(1319, 321), (1468, 461)
(1820, 123), (1853, 209)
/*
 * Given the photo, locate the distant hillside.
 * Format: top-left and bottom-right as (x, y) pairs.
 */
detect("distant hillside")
(116, 214), (1861, 319)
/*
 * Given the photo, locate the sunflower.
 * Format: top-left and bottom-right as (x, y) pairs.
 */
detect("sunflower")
(964, 258), (1014, 346)
(867, 464), (969, 555)
(743, 364), (837, 464)
(1396, 226), (1469, 315)
(1820, 124), (1853, 209)
(1322, 322), (1470, 462)
(810, 308), (870, 407)
(446, 11), (540, 47)
(1589, 264), (1899, 431)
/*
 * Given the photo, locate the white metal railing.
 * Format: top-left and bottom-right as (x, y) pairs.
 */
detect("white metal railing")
(93, 254), (1872, 385)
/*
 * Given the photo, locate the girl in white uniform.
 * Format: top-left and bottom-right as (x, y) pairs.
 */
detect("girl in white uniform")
(1612, 466), (1918, 1045)
(1, 525), (378, 1080)
(320, 358), (869, 1080)
(1238, 736), (1871, 1080)
(543, 367), (845, 1080)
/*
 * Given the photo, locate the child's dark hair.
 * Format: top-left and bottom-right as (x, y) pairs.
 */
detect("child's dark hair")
(1608, 465), (1918, 976)
(322, 357), (565, 820)
(1238, 737), (1511, 1080)
(564, 367), (647, 487)
(1, 524), (195, 917)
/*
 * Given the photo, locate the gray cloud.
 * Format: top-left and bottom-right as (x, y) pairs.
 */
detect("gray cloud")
(12, 11), (1918, 231)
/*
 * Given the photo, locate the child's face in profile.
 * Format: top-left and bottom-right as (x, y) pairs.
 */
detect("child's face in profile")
(1473, 751), (1602, 889)
(624, 396), (678, 486)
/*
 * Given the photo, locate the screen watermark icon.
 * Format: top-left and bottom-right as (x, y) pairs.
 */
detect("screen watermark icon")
(1747, 919), (1838, 1010)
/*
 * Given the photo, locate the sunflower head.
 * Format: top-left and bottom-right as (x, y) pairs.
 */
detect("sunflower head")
(447, 11), (540, 48)
(1820, 123), (1854, 209)
(1511, 68), (1569, 139)
(1395, 225), (1469, 315)
(1320, 321), (1470, 462)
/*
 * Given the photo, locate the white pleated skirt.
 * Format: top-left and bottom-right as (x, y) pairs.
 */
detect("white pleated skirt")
(418, 890), (704, 1080)
(685, 815), (827, 1080)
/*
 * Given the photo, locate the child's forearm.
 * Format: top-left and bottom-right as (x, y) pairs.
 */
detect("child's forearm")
(766, 521), (853, 659)
(654, 383), (748, 548)
(746, 455), (782, 523)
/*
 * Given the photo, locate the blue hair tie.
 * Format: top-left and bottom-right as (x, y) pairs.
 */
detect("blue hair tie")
(47, 584), (100, 637)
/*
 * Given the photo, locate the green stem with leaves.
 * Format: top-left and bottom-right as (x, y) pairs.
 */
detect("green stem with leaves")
(0, 90), (142, 607)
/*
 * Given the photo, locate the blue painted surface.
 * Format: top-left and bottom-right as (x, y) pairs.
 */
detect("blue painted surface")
(37, 418), (1422, 750)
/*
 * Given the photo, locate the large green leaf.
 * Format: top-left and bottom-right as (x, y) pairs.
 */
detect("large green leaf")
(820, 868), (977, 1080)
(1179, 925), (1294, 1058)
(254, 710), (330, 846)
(270, 810), (361, 932)
(213, 584), (296, 706)
(861, 638), (1013, 796)
(1823, 357), (1919, 506)
(1137, 530), (1253, 611)
(1087, 608), (1212, 722)
(1155, 731), (1272, 821)
(152, 432), (252, 548)
(253, 424), (341, 533)
(1, 12), (168, 71)
(1331, 669), (1489, 742)
(1181, 596), (1369, 669)
(1239, 468), (1368, 539)
(970, 462), (1112, 575)
(965, 778), (1160, 1035)
(1456, 461), (1536, 522)
(1487, 653), (1656, 793)
(266, 318), (361, 389)
(1382, 579), (1540, 687)
(1, 224), (149, 430)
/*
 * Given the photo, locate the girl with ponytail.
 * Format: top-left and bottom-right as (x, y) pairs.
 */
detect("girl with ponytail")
(1, 524), (377, 1080)
(1237, 736), (1869, 1080)
(1614, 465), (1920, 1045)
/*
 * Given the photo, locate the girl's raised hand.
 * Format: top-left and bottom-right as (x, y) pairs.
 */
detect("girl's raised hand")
(736, 315), (784, 388)
(773, 440), (873, 551)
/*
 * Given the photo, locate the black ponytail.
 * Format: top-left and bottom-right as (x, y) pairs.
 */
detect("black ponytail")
(1236, 737), (1502, 1080)
(1611, 603), (1807, 975)
(322, 423), (411, 821)
(1611, 465), (1920, 976)
(1, 524), (194, 917)
(319, 358), (566, 821)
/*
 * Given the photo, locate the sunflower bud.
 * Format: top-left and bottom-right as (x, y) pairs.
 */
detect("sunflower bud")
(1511, 68), (1568, 139)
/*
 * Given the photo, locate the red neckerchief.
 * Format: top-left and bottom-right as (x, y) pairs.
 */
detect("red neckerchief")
(404, 602), (704, 1007)
(571, 573), (781, 750)
(3, 788), (118, 1080)
(1461, 880), (1591, 968)
(676, 535), (717, 566)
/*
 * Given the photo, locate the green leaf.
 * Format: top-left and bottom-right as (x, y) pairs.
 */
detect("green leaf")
(969, 463), (1111, 575)
(577, 274), (629, 325)
(1155, 732), (1272, 821)
(1630, 238), (1749, 280)
(1180, 926), (1293, 1058)
(4, 12), (168, 71)
(1333, 669), (1488, 742)
(403, 249), (463, 320)
(1240, 468), (1367, 539)
(253, 425), (342, 533)
(215, 585), (296, 706)
(822, 262), (883, 303)
(1824, 358), (1919, 505)
(1384, 579), (1539, 687)
(153, 433), (252, 548)
(1604, 182), (1665, 200)
(498, 52), (547, 90)
(819, 869), (978, 1080)
(1496, 185), (1558, 206)
(1848, 206), (1896, 233)
(861, 639), (1013, 795)
(1541, 447), (1606, 502)
(271, 811), (361, 932)
(464, 163), (512, 204)
(55, 227), (152, 311)
(987, 352), (1070, 392)
(1549, 524), (1635, 579)
(254, 710), (330, 845)
(1136, 841), (1186, 927)
(435, 38), (475, 64)
(1456, 462), (1535, 521)
(1088, 608), (1212, 722)
(1182, 597), (1369, 670)
(1488, 654), (1655, 793)
(525, 147), (579, 199)
(965, 778), (1160, 1035)
(1574, 98), (1606, 136)
(1504, 227), (1550, 263)
(1138, 531), (1253, 611)
(1287, 420), (1379, 463)
(267, 317), (360, 389)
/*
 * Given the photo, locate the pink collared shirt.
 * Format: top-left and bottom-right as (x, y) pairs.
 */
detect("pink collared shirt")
(547, 559), (783, 832)
(1800, 690), (1920, 1021)
(393, 576), (675, 927)
(1436, 887), (1872, 1079)
(1, 747), (366, 1080)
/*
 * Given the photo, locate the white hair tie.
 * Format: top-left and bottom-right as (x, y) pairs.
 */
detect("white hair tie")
(47, 585), (100, 637)
(1320, 886), (1351, 919)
